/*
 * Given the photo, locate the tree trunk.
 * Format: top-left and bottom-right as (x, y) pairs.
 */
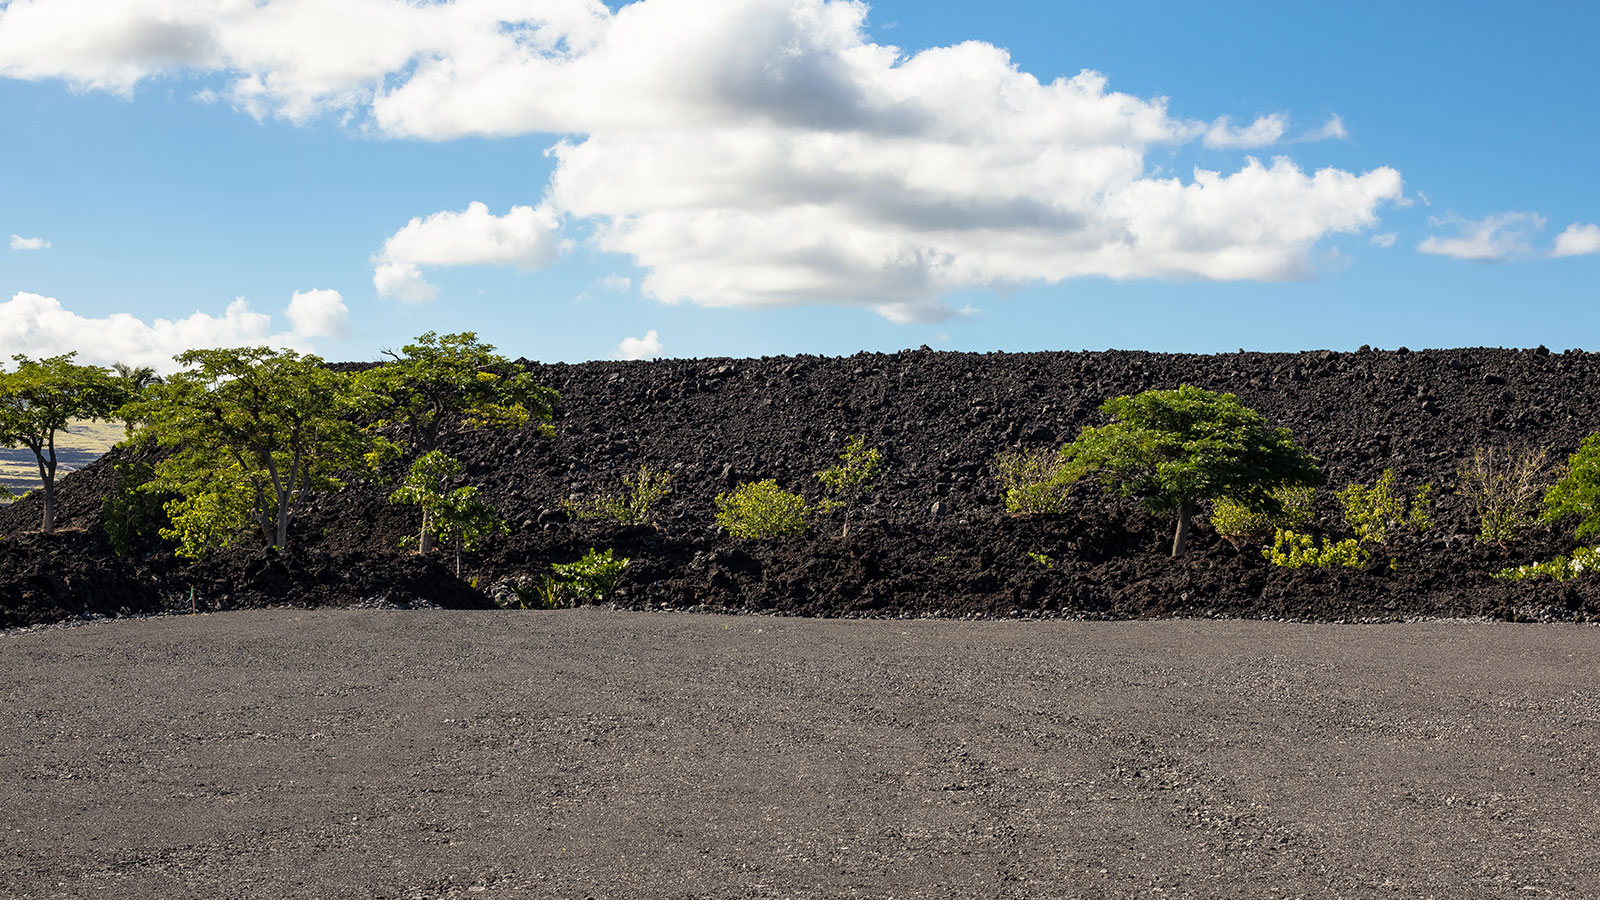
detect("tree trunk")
(1171, 499), (1196, 558)
(419, 507), (435, 554)
(36, 454), (54, 534)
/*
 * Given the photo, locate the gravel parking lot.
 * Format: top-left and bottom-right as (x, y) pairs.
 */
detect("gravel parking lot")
(2, 609), (1597, 899)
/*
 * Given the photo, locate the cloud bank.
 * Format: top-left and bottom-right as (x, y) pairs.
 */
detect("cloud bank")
(1, 0), (1402, 321)
(0, 289), (347, 372)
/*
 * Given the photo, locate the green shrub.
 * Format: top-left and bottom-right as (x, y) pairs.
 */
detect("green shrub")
(1495, 546), (1598, 582)
(817, 435), (882, 534)
(992, 448), (1075, 516)
(1210, 484), (1315, 541)
(715, 479), (811, 539)
(102, 460), (171, 557)
(550, 547), (630, 602)
(1026, 550), (1055, 569)
(1263, 529), (1369, 569)
(564, 463), (674, 525)
(1336, 469), (1433, 546)
(1458, 446), (1550, 544)
(1542, 434), (1600, 541)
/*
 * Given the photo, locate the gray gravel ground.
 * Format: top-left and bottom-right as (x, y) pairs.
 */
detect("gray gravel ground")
(2, 609), (1598, 899)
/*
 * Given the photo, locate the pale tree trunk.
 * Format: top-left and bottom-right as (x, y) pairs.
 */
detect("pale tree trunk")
(419, 507), (435, 554)
(1171, 498), (1196, 558)
(37, 455), (55, 534)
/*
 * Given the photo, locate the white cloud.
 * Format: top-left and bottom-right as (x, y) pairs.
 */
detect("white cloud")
(1552, 222), (1600, 258)
(0, 290), (338, 372)
(10, 234), (50, 251)
(1417, 212), (1545, 262)
(600, 274), (632, 292)
(4, 0), (1403, 321)
(616, 329), (662, 360)
(1294, 114), (1347, 143)
(283, 288), (349, 338)
(371, 202), (562, 303)
(1369, 232), (1397, 248)
(1202, 114), (1287, 149)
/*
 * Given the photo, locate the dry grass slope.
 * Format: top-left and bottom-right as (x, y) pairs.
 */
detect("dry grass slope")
(0, 419), (123, 498)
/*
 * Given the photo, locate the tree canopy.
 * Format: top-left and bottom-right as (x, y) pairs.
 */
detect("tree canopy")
(1543, 434), (1600, 542)
(124, 346), (390, 556)
(0, 353), (123, 533)
(1060, 385), (1324, 557)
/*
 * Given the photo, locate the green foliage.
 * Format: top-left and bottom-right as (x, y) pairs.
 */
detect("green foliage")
(1210, 484), (1315, 541)
(715, 479), (811, 539)
(817, 435), (882, 510)
(1263, 530), (1369, 569)
(125, 346), (390, 555)
(364, 331), (557, 454)
(1495, 546), (1599, 582)
(389, 450), (507, 574)
(564, 464), (674, 525)
(992, 447), (1076, 515)
(550, 548), (631, 602)
(1336, 469), (1434, 546)
(1543, 434), (1600, 541)
(110, 363), (163, 435)
(0, 353), (124, 533)
(1457, 446), (1550, 544)
(1060, 385), (1323, 556)
(101, 460), (171, 556)
(1026, 550), (1055, 569)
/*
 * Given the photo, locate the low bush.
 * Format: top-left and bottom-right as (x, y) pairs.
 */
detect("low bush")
(564, 463), (673, 525)
(715, 479), (811, 539)
(1542, 434), (1600, 540)
(1210, 484), (1315, 541)
(102, 459), (171, 556)
(550, 547), (631, 602)
(1495, 546), (1598, 582)
(1337, 469), (1433, 546)
(1263, 529), (1369, 569)
(1458, 446), (1550, 544)
(992, 448), (1075, 516)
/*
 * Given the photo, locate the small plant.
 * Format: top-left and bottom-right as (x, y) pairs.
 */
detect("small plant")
(1336, 469), (1433, 546)
(816, 435), (882, 535)
(1458, 446), (1550, 545)
(550, 548), (630, 602)
(1263, 529), (1369, 569)
(161, 479), (252, 561)
(563, 463), (674, 525)
(1026, 550), (1055, 570)
(1210, 484), (1315, 541)
(1542, 434), (1600, 541)
(992, 448), (1075, 516)
(1495, 546), (1598, 581)
(715, 479), (811, 539)
(390, 451), (508, 575)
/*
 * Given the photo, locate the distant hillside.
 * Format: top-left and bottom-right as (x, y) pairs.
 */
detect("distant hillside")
(0, 419), (123, 498)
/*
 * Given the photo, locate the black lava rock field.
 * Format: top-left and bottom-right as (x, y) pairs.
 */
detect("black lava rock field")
(5, 346), (1600, 628)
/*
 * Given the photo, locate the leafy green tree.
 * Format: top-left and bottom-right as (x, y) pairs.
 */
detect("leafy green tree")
(388, 450), (507, 575)
(1543, 434), (1600, 541)
(364, 331), (556, 552)
(0, 353), (124, 533)
(817, 434), (882, 536)
(124, 346), (390, 556)
(1059, 385), (1324, 557)
(110, 362), (163, 436)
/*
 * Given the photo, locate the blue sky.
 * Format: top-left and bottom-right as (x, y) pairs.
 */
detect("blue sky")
(1, 0), (1597, 369)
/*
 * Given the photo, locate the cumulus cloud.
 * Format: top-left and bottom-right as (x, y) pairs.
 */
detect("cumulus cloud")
(0, 290), (340, 372)
(1202, 114), (1287, 149)
(1552, 222), (1600, 258)
(371, 202), (562, 303)
(4, 0), (1405, 321)
(1369, 232), (1397, 248)
(10, 234), (50, 251)
(1417, 212), (1545, 262)
(616, 329), (662, 360)
(283, 288), (349, 338)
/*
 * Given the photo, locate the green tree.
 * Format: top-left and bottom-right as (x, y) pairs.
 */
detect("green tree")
(816, 435), (882, 536)
(1543, 434), (1600, 541)
(124, 346), (390, 556)
(364, 331), (556, 552)
(1059, 385), (1324, 557)
(110, 362), (163, 436)
(388, 450), (507, 575)
(0, 353), (123, 534)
